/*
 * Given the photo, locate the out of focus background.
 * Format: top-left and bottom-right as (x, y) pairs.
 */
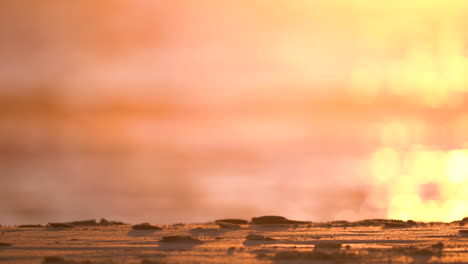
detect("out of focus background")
(0, 1), (467, 225)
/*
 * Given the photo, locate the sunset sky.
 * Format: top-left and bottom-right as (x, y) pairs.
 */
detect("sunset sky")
(0, 1), (467, 224)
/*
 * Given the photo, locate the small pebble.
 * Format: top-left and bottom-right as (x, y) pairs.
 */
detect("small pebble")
(160, 236), (202, 243)
(65, 219), (97, 226)
(245, 234), (275, 241)
(314, 242), (342, 250)
(131, 223), (162, 230)
(216, 222), (241, 229)
(18, 224), (43, 228)
(215, 219), (248, 225)
(48, 223), (74, 228)
(431, 242), (444, 249)
(42, 256), (64, 263)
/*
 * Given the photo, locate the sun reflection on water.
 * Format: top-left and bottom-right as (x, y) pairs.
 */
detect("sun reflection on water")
(371, 145), (468, 222)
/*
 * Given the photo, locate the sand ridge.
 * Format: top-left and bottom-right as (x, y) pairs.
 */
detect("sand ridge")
(0, 216), (467, 263)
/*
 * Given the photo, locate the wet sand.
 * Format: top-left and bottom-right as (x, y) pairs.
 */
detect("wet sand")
(0, 217), (467, 264)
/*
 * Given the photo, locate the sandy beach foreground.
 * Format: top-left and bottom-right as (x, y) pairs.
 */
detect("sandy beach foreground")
(0, 217), (467, 264)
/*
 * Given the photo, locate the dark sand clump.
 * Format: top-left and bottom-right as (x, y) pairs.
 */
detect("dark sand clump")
(99, 218), (125, 225)
(227, 246), (236, 253)
(251, 216), (309, 225)
(329, 220), (352, 227)
(189, 227), (219, 232)
(392, 246), (439, 257)
(353, 219), (417, 227)
(452, 221), (465, 226)
(315, 219), (420, 228)
(65, 219), (125, 226)
(160, 236), (202, 243)
(431, 242), (444, 249)
(460, 230), (468, 235)
(314, 242), (342, 250)
(42, 256), (115, 264)
(46, 219), (125, 228)
(48, 223), (74, 228)
(315, 221), (352, 228)
(216, 222), (241, 229)
(245, 234), (275, 241)
(42, 256), (65, 263)
(42, 256), (111, 264)
(273, 251), (357, 261)
(18, 224), (43, 228)
(141, 259), (166, 264)
(131, 223), (162, 230)
(215, 219), (248, 225)
(65, 219), (97, 226)
(0, 242), (12, 247)
(383, 222), (413, 229)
